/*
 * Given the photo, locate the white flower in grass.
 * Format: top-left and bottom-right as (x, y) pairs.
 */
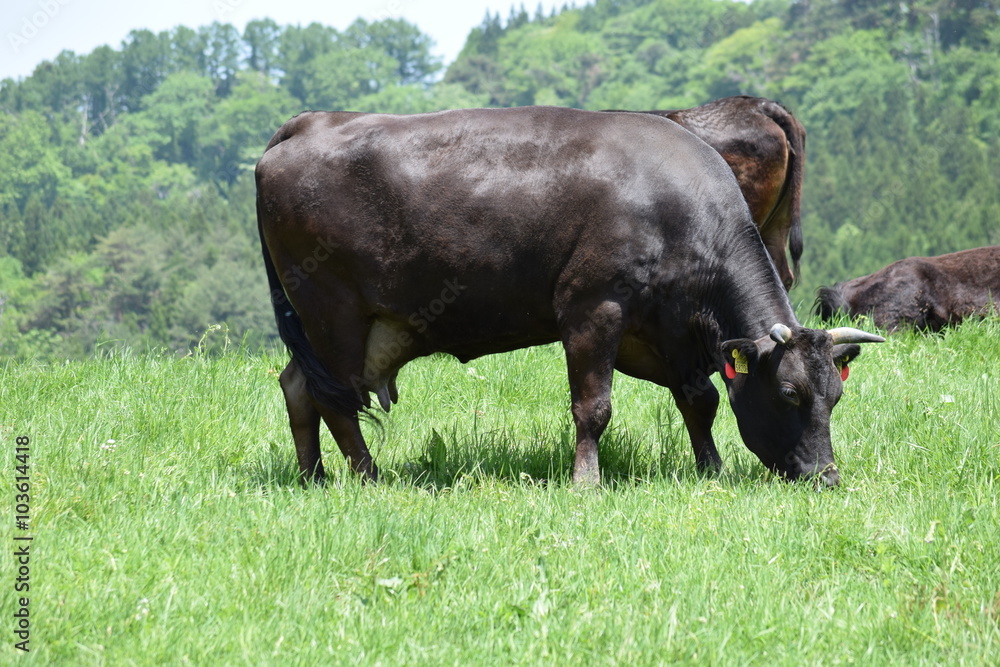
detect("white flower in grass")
(134, 598), (150, 621)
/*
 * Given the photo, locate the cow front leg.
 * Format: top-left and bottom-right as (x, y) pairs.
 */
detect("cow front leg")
(669, 378), (722, 474)
(279, 360), (325, 485)
(560, 303), (624, 486)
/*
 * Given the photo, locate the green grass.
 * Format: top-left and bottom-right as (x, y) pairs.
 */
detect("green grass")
(3, 317), (999, 664)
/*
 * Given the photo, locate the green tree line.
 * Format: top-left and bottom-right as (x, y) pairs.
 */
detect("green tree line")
(1, 0), (998, 359)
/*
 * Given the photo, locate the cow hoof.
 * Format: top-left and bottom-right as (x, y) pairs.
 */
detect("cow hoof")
(359, 463), (379, 485)
(298, 473), (326, 489)
(696, 458), (723, 476)
(571, 468), (601, 488)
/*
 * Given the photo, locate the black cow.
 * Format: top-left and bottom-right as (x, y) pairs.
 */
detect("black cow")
(256, 107), (883, 488)
(816, 246), (1000, 332)
(612, 96), (806, 290)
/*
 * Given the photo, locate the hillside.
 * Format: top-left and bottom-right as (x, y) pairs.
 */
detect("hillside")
(1, 0), (998, 358)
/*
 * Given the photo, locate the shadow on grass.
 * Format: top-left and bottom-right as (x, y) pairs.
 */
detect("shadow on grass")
(238, 441), (312, 489)
(381, 418), (795, 492)
(237, 423), (782, 493)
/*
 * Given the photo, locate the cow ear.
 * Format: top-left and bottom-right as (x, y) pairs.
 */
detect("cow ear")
(720, 339), (760, 377)
(832, 343), (861, 367)
(832, 344), (861, 381)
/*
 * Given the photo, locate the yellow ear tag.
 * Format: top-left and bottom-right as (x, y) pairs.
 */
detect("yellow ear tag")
(732, 348), (748, 374)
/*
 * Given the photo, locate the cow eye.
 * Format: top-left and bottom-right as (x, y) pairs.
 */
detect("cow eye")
(779, 383), (800, 406)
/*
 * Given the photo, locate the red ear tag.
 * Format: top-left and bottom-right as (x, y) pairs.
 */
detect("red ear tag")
(840, 364), (850, 381)
(724, 362), (737, 380)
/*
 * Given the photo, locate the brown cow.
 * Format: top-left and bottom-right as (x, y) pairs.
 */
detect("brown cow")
(815, 246), (1000, 331)
(622, 96), (806, 290)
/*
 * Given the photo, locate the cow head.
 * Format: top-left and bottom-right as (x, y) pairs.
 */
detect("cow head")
(720, 324), (884, 487)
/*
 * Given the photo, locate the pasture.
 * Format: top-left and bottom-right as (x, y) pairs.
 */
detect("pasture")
(3, 316), (999, 664)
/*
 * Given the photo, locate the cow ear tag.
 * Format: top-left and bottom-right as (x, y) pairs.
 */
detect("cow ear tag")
(727, 348), (748, 378)
(733, 348), (749, 374)
(837, 361), (850, 381)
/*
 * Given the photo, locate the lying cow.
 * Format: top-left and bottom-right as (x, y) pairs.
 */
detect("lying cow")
(256, 106), (883, 488)
(612, 96), (806, 290)
(816, 246), (1000, 332)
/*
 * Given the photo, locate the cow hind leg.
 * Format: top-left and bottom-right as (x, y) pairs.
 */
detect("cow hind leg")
(560, 302), (624, 486)
(290, 292), (381, 483)
(318, 407), (378, 482)
(279, 358), (379, 485)
(279, 360), (325, 484)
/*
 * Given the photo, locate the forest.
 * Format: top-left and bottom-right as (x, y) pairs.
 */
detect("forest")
(1, 0), (998, 359)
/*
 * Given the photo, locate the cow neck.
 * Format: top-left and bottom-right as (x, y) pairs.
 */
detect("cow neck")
(692, 225), (798, 344)
(717, 270), (797, 340)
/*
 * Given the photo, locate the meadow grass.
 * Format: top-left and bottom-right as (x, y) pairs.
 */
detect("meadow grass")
(2, 317), (999, 664)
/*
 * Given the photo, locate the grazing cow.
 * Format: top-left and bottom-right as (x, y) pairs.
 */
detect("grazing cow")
(816, 246), (1000, 332)
(256, 106), (882, 488)
(612, 96), (806, 290)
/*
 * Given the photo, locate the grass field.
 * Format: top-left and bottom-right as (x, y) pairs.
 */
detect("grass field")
(3, 317), (999, 664)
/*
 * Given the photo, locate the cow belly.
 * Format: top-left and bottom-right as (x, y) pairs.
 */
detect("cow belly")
(614, 334), (672, 386)
(359, 315), (559, 409)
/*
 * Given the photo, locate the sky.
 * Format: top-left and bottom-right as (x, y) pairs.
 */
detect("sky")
(2, 0), (579, 81)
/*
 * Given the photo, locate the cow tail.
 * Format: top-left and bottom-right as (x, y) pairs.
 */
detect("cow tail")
(814, 285), (848, 321)
(257, 199), (366, 418)
(763, 100), (806, 287)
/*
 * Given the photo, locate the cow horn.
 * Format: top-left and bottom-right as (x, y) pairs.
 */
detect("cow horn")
(828, 327), (886, 344)
(769, 323), (793, 345)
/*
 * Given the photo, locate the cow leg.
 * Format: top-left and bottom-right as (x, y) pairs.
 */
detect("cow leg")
(668, 380), (723, 474)
(279, 360), (325, 484)
(317, 408), (378, 483)
(560, 303), (623, 486)
(279, 355), (378, 484)
(285, 286), (380, 483)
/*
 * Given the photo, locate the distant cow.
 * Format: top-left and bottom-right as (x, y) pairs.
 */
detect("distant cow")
(816, 246), (1000, 332)
(615, 96), (806, 290)
(256, 107), (882, 488)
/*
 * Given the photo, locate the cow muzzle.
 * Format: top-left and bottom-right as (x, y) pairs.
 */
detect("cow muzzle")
(780, 456), (840, 488)
(817, 466), (840, 488)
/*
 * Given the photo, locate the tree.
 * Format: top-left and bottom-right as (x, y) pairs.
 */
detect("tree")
(79, 45), (125, 136)
(693, 17), (787, 99)
(300, 47), (398, 110)
(490, 19), (610, 106)
(201, 22), (243, 96)
(244, 18), (282, 78)
(198, 72), (299, 184)
(120, 29), (173, 112)
(128, 72), (214, 165)
(0, 110), (71, 213)
(278, 23), (339, 103)
(170, 26), (208, 74)
(344, 18), (442, 85)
